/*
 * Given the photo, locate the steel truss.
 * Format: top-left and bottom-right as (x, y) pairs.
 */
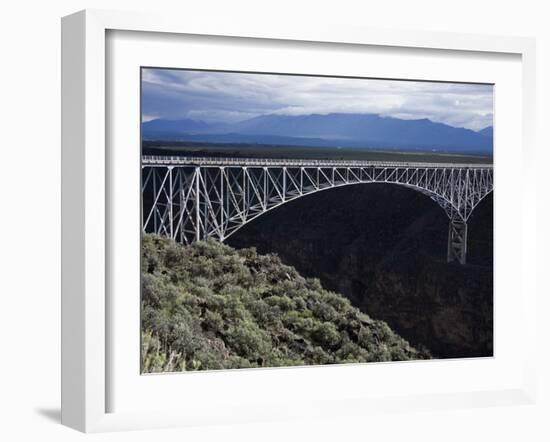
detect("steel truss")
(142, 156), (493, 264)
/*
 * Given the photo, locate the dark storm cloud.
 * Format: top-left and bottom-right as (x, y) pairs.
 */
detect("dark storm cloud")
(142, 68), (493, 130)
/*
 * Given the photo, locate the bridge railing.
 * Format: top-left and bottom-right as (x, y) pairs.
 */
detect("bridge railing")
(141, 155), (493, 169)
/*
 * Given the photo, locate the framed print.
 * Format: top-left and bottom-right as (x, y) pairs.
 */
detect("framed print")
(139, 69), (493, 372)
(61, 9), (538, 432)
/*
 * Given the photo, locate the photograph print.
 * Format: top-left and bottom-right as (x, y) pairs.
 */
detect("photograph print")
(140, 68), (494, 373)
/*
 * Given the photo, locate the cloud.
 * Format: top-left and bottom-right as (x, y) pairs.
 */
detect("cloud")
(142, 68), (493, 130)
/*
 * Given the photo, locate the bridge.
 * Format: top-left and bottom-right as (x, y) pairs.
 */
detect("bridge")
(141, 155), (493, 264)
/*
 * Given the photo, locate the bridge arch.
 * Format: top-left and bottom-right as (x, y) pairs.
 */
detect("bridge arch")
(222, 179), (461, 242)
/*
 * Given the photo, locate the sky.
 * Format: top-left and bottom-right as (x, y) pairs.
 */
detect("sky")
(141, 68), (494, 131)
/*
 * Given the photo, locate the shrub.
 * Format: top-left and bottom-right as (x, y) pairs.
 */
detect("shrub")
(141, 234), (428, 372)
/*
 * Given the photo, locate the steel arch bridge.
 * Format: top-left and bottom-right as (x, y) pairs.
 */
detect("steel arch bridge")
(142, 155), (493, 264)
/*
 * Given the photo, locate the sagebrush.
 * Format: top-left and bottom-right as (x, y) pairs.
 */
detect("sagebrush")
(141, 234), (428, 372)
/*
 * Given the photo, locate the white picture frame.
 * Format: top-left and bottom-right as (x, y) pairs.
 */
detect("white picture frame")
(61, 9), (537, 433)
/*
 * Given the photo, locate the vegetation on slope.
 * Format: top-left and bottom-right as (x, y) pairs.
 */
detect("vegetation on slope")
(141, 234), (427, 373)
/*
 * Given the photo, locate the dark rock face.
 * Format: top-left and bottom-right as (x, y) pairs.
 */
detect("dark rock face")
(227, 183), (493, 358)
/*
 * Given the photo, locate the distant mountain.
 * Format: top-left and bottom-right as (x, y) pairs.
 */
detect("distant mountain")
(142, 118), (214, 139)
(478, 126), (493, 138)
(142, 113), (493, 154)
(161, 132), (335, 147)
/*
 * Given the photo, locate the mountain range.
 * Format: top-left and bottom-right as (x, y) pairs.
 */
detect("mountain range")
(142, 113), (493, 154)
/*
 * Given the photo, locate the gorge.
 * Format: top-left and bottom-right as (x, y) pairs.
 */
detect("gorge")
(226, 183), (493, 358)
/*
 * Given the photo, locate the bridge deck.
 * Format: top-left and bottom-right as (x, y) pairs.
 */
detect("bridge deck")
(142, 155), (493, 169)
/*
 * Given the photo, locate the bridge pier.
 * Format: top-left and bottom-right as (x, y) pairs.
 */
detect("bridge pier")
(447, 220), (468, 264)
